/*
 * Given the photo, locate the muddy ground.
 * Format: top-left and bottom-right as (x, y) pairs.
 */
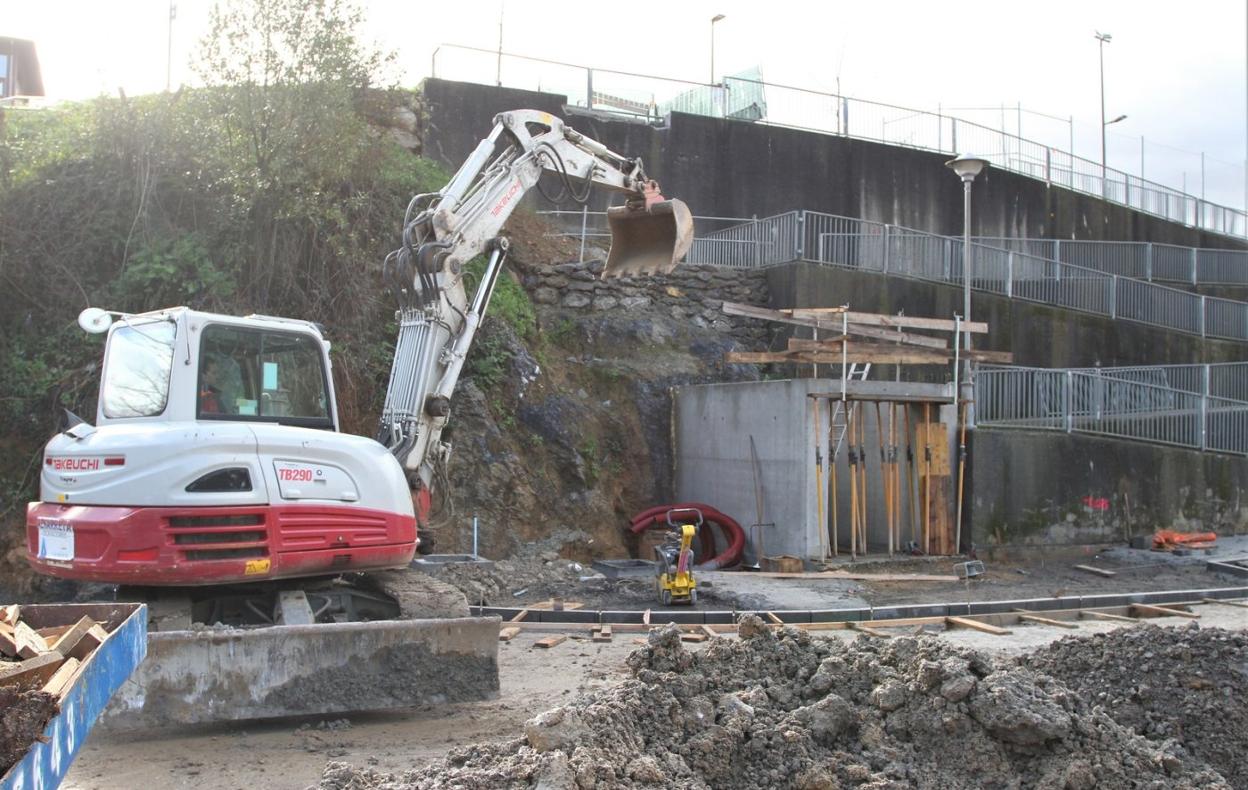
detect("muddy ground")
(59, 605), (1248, 790)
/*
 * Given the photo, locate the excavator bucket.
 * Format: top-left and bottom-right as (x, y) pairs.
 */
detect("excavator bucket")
(603, 198), (694, 278)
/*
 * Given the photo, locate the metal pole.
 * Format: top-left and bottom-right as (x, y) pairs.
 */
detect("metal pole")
(1202, 152), (1206, 200)
(1099, 37), (1107, 188)
(710, 23), (715, 84)
(496, 5), (504, 87)
(472, 515), (479, 557)
(579, 204), (588, 263)
(962, 179), (973, 356)
(166, 1), (176, 92)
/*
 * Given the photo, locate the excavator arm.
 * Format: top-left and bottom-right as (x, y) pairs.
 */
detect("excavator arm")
(378, 110), (692, 520)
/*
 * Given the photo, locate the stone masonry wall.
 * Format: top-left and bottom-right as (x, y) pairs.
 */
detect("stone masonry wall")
(518, 260), (771, 347)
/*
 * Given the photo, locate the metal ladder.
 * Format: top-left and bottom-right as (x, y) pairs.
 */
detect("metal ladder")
(830, 363), (872, 458)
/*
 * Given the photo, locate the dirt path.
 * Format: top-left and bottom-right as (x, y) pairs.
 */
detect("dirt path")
(61, 604), (1248, 790)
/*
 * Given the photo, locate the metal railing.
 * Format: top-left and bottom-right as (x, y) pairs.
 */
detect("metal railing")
(976, 363), (1248, 455)
(973, 238), (1248, 286)
(542, 208), (1248, 341)
(432, 44), (1247, 239)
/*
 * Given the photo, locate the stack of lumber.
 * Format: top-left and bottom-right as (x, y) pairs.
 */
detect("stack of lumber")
(0, 604), (109, 699)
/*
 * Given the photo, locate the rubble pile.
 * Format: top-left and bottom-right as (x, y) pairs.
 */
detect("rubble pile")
(319, 618), (1235, 789)
(1025, 623), (1248, 788)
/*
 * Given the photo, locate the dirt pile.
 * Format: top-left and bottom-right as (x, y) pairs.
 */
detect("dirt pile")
(317, 619), (1233, 789)
(1025, 623), (1248, 788)
(0, 687), (59, 776)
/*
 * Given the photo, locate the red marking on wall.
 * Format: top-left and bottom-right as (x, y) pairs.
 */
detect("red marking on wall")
(1082, 495), (1110, 511)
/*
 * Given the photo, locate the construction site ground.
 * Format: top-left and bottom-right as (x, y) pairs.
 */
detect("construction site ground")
(58, 544), (1248, 790)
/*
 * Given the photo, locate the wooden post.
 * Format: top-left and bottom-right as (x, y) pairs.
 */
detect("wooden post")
(923, 403), (932, 555)
(874, 402), (890, 557)
(904, 402), (919, 545)
(813, 398), (827, 560)
(848, 404), (858, 560)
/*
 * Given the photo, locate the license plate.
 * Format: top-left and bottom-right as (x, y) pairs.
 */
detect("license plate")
(37, 521), (75, 561)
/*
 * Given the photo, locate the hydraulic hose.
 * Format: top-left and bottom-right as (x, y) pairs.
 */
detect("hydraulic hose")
(628, 502), (746, 571)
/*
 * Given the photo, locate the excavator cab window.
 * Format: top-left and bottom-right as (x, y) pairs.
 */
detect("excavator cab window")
(101, 319), (177, 419)
(198, 324), (333, 428)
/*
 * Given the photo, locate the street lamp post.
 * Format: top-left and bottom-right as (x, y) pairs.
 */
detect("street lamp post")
(710, 14), (725, 85)
(944, 154), (988, 360)
(1094, 32), (1127, 192)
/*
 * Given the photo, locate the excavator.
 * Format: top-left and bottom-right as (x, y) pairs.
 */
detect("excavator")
(23, 110), (693, 726)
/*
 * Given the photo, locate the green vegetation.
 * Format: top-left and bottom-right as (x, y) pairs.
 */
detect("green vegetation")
(0, 0), (442, 521)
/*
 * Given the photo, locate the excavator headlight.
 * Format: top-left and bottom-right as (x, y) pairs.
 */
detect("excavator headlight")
(186, 468), (253, 493)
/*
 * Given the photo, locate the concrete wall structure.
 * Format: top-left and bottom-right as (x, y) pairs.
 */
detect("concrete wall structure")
(674, 379), (957, 559)
(970, 429), (1248, 546)
(420, 78), (1247, 252)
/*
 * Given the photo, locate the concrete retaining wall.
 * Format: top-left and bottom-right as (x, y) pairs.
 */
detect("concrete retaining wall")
(970, 429), (1248, 547)
(765, 262), (1248, 368)
(419, 78), (1247, 252)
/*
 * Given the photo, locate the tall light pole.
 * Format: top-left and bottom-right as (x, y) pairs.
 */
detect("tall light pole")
(166, 1), (177, 92)
(710, 14), (725, 85)
(944, 154), (988, 359)
(1095, 31), (1112, 185)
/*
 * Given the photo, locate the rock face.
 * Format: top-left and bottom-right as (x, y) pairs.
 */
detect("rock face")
(434, 241), (777, 563)
(317, 622), (1238, 789)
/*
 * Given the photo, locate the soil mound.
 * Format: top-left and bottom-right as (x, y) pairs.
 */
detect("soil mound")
(318, 619), (1233, 789)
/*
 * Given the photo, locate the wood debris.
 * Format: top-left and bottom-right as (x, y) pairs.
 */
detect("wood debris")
(0, 606), (111, 702)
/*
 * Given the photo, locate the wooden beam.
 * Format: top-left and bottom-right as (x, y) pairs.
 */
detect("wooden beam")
(1080, 609), (1137, 623)
(509, 609), (529, 623)
(778, 306), (849, 315)
(534, 635), (568, 649)
(749, 570), (959, 582)
(765, 612), (784, 625)
(945, 616), (1011, 635)
(498, 626), (521, 641)
(680, 632), (708, 643)
(1072, 564), (1116, 578)
(0, 651), (65, 688)
(529, 600), (585, 611)
(847, 621), (892, 638)
(50, 616), (101, 662)
(826, 311), (988, 334)
(592, 624), (613, 642)
(699, 625), (719, 639)
(1130, 603), (1200, 619)
(41, 657), (80, 698)
(1201, 597), (1248, 609)
(788, 328), (948, 351)
(727, 348), (1013, 366)
(1014, 611), (1079, 629)
(14, 622), (49, 659)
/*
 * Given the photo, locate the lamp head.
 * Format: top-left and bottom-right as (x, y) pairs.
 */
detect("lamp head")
(945, 153), (989, 182)
(712, 13), (726, 23)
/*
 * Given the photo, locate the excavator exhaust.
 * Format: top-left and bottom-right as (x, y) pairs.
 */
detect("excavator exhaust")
(603, 187), (694, 279)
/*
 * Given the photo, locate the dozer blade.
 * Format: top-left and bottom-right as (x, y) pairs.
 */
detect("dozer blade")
(96, 616), (500, 730)
(603, 198), (694, 279)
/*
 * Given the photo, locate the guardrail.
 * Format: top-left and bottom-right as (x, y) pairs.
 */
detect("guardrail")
(542, 209), (1248, 342)
(976, 364), (1248, 455)
(973, 238), (1248, 286)
(434, 44), (1246, 239)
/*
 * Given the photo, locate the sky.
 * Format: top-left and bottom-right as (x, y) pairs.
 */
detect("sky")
(6, 0), (1247, 209)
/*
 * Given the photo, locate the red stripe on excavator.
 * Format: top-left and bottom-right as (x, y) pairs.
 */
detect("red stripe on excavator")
(24, 501), (416, 585)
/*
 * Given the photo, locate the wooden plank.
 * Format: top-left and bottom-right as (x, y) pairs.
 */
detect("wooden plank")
(699, 625), (719, 639)
(0, 651), (65, 688)
(1201, 597), (1248, 609)
(50, 616), (100, 662)
(14, 622), (49, 659)
(946, 616), (1011, 635)
(765, 612), (784, 625)
(1080, 609), (1137, 623)
(534, 635), (567, 649)
(642, 609), (651, 626)
(1014, 611), (1079, 629)
(790, 327), (948, 350)
(727, 350), (1013, 366)
(509, 609), (529, 623)
(680, 632), (708, 642)
(725, 302), (988, 335)
(36, 625), (73, 641)
(0, 629), (18, 658)
(837, 311), (988, 334)
(41, 657), (80, 698)
(1073, 564), (1116, 578)
(847, 622), (892, 638)
(498, 626), (521, 642)
(1130, 603), (1200, 619)
(592, 624), (613, 643)
(0, 605), (19, 627)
